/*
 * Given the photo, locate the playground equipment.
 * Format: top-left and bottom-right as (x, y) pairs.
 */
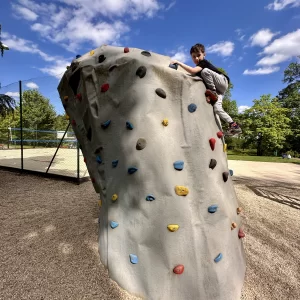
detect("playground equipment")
(58, 45), (246, 300)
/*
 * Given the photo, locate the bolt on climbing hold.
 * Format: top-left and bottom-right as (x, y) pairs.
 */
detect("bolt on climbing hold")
(91, 178), (95, 183)
(188, 103), (197, 113)
(237, 207), (243, 214)
(162, 119), (168, 126)
(175, 186), (189, 196)
(222, 172), (229, 182)
(101, 120), (111, 129)
(169, 63), (178, 70)
(173, 160), (184, 171)
(89, 50), (95, 56)
(173, 265), (184, 274)
(66, 66), (70, 69)
(65, 114), (70, 120)
(167, 224), (179, 232)
(238, 228), (245, 239)
(223, 144), (227, 152)
(141, 50), (151, 57)
(84, 157), (87, 163)
(111, 194), (118, 201)
(76, 54), (81, 59)
(129, 254), (138, 264)
(136, 138), (146, 150)
(64, 96), (68, 101)
(155, 88), (166, 99)
(208, 205), (218, 213)
(101, 83), (109, 92)
(229, 169), (233, 176)
(112, 160), (119, 168)
(217, 131), (223, 138)
(231, 222), (237, 230)
(96, 155), (102, 164)
(128, 167), (138, 174)
(214, 253), (223, 263)
(126, 121), (134, 130)
(124, 47), (130, 53)
(98, 200), (102, 207)
(110, 221), (119, 229)
(146, 194), (155, 201)
(136, 66), (147, 78)
(98, 55), (106, 63)
(209, 138), (216, 150)
(209, 159), (217, 169)
(76, 93), (82, 101)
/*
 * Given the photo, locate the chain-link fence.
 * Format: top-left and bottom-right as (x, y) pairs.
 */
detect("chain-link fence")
(0, 77), (89, 183)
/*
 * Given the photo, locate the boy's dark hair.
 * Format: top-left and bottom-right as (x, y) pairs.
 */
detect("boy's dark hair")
(190, 43), (205, 55)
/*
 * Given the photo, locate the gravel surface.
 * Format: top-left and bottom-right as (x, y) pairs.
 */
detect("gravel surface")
(1, 161), (300, 299)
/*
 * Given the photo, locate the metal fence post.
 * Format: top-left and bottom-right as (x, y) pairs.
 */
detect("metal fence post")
(77, 141), (80, 184)
(19, 80), (23, 171)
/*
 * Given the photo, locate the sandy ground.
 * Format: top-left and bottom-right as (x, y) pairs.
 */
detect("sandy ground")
(0, 160), (299, 300)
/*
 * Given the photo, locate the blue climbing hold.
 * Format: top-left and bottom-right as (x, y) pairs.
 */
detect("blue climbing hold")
(128, 167), (138, 174)
(126, 121), (134, 130)
(96, 155), (102, 164)
(101, 120), (111, 129)
(188, 103), (197, 113)
(146, 194), (155, 201)
(112, 160), (119, 168)
(130, 254), (138, 264)
(110, 221), (119, 229)
(76, 55), (81, 59)
(229, 169), (233, 176)
(169, 63), (178, 70)
(214, 253), (223, 263)
(173, 160), (184, 171)
(208, 205), (218, 213)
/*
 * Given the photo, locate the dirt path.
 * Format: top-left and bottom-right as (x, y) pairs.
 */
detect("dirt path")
(0, 161), (299, 299)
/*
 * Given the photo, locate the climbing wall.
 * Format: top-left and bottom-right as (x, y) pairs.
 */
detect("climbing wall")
(57, 45), (246, 300)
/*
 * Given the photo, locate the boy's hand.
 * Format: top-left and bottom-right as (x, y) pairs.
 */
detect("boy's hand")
(170, 60), (180, 65)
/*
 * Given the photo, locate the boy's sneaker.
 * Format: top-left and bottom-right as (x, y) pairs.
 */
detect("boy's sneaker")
(205, 89), (218, 104)
(227, 122), (242, 136)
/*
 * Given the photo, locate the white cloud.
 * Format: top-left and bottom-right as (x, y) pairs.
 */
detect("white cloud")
(170, 46), (189, 63)
(256, 53), (289, 66)
(166, 1), (176, 10)
(207, 41), (234, 56)
(238, 105), (250, 113)
(238, 56), (243, 61)
(266, 0), (300, 11)
(243, 67), (280, 75)
(25, 82), (39, 89)
(5, 92), (20, 98)
(235, 29), (246, 41)
(249, 28), (280, 47)
(12, 3), (38, 21)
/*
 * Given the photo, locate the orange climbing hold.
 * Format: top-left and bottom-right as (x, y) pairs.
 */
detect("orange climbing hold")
(209, 138), (216, 150)
(173, 265), (184, 274)
(231, 222), (237, 230)
(237, 207), (243, 214)
(64, 96), (68, 101)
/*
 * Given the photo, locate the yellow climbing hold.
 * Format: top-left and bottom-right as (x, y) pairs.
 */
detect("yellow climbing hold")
(175, 186), (189, 196)
(111, 194), (118, 201)
(167, 224), (179, 232)
(66, 114), (70, 120)
(64, 96), (68, 101)
(90, 50), (95, 56)
(98, 200), (102, 207)
(223, 144), (227, 152)
(162, 119), (169, 126)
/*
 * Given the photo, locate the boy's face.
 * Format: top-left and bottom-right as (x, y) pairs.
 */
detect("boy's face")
(191, 51), (205, 65)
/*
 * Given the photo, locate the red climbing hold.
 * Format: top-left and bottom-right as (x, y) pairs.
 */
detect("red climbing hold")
(217, 131), (223, 138)
(238, 228), (245, 239)
(72, 120), (76, 125)
(84, 157), (86, 163)
(173, 265), (184, 274)
(101, 83), (109, 92)
(76, 93), (82, 101)
(124, 47), (129, 53)
(209, 138), (216, 150)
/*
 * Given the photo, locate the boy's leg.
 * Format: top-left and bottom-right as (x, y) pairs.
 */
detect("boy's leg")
(213, 94), (233, 123)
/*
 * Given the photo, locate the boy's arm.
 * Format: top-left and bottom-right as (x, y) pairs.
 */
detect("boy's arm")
(170, 60), (202, 75)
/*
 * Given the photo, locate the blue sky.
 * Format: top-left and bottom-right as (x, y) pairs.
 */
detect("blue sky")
(0, 0), (299, 115)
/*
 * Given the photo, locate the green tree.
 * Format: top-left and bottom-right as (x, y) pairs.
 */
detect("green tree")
(241, 94), (292, 155)
(55, 114), (69, 130)
(0, 94), (16, 117)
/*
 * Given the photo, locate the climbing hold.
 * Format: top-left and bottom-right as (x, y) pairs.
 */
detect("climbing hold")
(173, 160), (184, 171)
(87, 127), (92, 141)
(66, 114), (70, 120)
(112, 160), (119, 168)
(214, 253), (223, 263)
(155, 88), (166, 99)
(101, 83), (109, 92)
(237, 207), (242, 214)
(72, 119), (76, 125)
(162, 119), (168, 126)
(110, 221), (119, 229)
(128, 167), (138, 174)
(208, 205), (218, 213)
(136, 138), (146, 150)
(90, 50), (95, 56)
(96, 155), (102, 164)
(76, 93), (82, 101)
(169, 63), (178, 70)
(91, 178), (95, 183)
(175, 186), (189, 196)
(223, 144), (227, 152)
(66, 66), (70, 69)
(209, 159), (217, 169)
(129, 254), (138, 264)
(64, 96), (68, 101)
(136, 66), (147, 78)
(111, 194), (118, 201)
(173, 265), (184, 274)
(146, 194), (155, 201)
(124, 47), (129, 53)
(229, 169), (233, 176)
(76, 55), (81, 59)
(188, 103), (197, 113)
(141, 51), (151, 57)
(98, 200), (102, 207)
(167, 224), (179, 232)
(238, 228), (245, 239)
(217, 131), (223, 138)
(223, 172), (229, 182)
(84, 157), (87, 163)
(98, 55), (106, 63)
(209, 138), (216, 150)
(231, 222), (237, 230)
(126, 121), (134, 130)
(101, 120), (111, 129)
